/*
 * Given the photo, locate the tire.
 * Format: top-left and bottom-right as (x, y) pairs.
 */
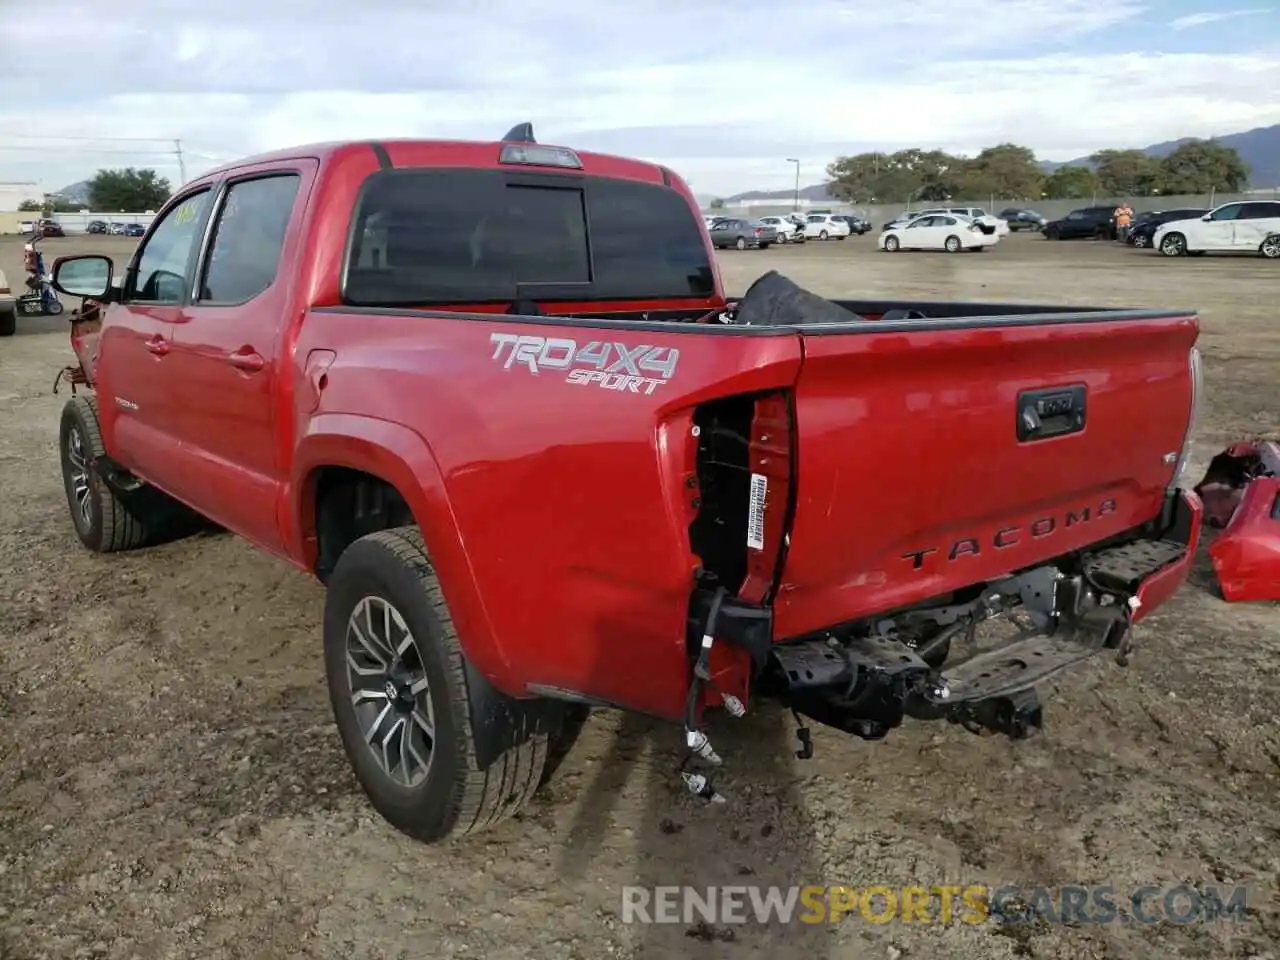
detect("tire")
(59, 396), (150, 552)
(43, 298), (64, 316)
(945, 235), (962, 253)
(819, 230), (829, 240)
(1046, 228), (1059, 240)
(1160, 232), (1186, 257)
(758, 242), (771, 249)
(0, 305), (15, 337)
(883, 235), (900, 252)
(1259, 236), (1280, 259)
(735, 237), (746, 250)
(323, 526), (549, 844)
(1132, 233), (1149, 248)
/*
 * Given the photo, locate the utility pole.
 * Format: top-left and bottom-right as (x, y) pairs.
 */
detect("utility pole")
(786, 158), (800, 211)
(174, 139), (187, 184)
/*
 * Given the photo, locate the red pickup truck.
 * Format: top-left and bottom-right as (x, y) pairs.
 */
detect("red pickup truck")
(50, 125), (1204, 843)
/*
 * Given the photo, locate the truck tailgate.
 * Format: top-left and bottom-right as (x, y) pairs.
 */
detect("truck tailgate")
(772, 314), (1199, 639)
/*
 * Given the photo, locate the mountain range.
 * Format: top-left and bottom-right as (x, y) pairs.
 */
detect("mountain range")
(716, 123), (1280, 204)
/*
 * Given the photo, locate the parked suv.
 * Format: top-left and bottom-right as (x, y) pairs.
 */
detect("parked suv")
(1154, 200), (1280, 257)
(1044, 206), (1116, 241)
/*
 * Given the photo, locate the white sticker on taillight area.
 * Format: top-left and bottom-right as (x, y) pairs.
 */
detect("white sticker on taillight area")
(747, 473), (767, 550)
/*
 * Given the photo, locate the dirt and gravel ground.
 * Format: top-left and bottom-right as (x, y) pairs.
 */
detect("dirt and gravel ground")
(1, 233), (1278, 960)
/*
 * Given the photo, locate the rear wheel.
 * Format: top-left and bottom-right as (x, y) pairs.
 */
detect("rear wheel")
(1160, 232), (1186, 257)
(944, 235), (962, 253)
(735, 236), (746, 250)
(323, 527), (549, 843)
(1260, 235), (1280, 259)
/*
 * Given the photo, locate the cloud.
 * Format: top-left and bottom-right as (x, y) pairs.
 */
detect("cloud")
(0, 0), (1277, 195)
(1169, 8), (1270, 30)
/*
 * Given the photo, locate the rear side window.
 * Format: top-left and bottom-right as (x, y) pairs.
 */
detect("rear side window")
(344, 169), (714, 305)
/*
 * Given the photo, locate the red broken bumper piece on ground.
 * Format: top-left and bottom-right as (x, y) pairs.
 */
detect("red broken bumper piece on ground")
(1194, 440), (1280, 603)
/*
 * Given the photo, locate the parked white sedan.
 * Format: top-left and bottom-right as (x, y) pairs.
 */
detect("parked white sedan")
(758, 215), (804, 242)
(878, 213), (999, 253)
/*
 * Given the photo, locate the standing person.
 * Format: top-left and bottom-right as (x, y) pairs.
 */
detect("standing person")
(1114, 201), (1132, 242)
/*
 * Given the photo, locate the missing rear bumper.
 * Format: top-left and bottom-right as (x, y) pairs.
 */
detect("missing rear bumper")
(759, 502), (1198, 743)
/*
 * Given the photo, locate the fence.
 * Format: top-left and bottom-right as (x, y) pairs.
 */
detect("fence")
(0, 211), (158, 235)
(706, 191), (1276, 225)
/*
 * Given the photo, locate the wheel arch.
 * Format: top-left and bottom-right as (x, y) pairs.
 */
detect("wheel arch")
(291, 414), (509, 684)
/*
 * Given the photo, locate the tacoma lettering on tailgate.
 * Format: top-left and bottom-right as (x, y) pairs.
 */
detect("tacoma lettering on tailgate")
(488, 333), (679, 395)
(900, 497), (1118, 569)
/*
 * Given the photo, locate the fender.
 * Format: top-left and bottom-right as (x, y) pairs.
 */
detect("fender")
(288, 413), (513, 690)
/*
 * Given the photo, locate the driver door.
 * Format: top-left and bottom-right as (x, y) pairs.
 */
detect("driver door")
(905, 215), (941, 247)
(96, 187), (216, 492)
(1197, 203), (1241, 250)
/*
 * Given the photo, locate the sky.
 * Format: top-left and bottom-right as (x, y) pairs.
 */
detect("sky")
(0, 0), (1277, 197)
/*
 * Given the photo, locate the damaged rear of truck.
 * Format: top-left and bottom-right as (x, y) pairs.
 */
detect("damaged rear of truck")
(47, 129), (1204, 841)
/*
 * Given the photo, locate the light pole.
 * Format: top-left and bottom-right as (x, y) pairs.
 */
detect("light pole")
(786, 158), (800, 211)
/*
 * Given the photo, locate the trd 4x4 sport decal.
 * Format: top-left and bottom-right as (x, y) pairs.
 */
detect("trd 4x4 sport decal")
(488, 333), (680, 395)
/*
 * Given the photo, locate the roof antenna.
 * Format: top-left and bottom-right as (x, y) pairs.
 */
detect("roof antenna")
(502, 122), (536, 143)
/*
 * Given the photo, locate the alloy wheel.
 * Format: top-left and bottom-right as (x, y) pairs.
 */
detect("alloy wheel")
(66, 424), (93, 530)
(345, 595), (436, 788)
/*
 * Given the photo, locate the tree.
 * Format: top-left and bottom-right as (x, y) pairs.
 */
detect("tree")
(18, 196), (81, 215)
(1158, 139), (1250, 194)
(827, 148), (964, 203)
(88, 168), (172, 212)
(826, 152), (889, 203)
(956, 143), (1044, 199)
(1091, 149), (1161, 196)
(1041, 165), (1098, 199)
(709, 197), (726, 209)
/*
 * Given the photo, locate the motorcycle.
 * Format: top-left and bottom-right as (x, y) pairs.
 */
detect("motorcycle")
(18, 236), (64, 317)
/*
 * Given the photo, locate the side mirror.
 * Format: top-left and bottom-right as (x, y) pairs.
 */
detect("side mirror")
(1201, 214), (1212, 221)
(52, 255), (114, 300)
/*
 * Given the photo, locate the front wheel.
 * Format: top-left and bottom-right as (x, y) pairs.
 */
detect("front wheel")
(59, 397), (149, 552)
(735, 236), (746, 250)
(324, 527), (550, 844)
(1160, 233), (1186, 257)
(883, 235), (900, 252)
(1046, 228), (1059, 240)
(1132, 233), (1149, 248)
(819, 230), (829, 240)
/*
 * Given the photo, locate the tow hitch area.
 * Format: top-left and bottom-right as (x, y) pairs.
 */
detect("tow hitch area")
(760, 541), (1188, 746)
(1195, 439), (1280, 602)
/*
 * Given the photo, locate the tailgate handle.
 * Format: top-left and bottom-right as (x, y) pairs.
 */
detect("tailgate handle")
(1017, 385), (1086, 442)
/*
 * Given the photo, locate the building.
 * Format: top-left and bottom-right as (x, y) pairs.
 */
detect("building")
(0, 181), (42, 213)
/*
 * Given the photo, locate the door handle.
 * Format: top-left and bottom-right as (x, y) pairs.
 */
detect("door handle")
(145, 335), (169, 356)
(228, 348), (265, 373)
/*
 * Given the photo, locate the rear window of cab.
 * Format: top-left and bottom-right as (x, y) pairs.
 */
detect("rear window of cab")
(342, 169), (715, 306)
